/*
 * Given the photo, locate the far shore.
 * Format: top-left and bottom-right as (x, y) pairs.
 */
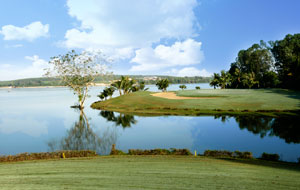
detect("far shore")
(0, 83), (110, 89)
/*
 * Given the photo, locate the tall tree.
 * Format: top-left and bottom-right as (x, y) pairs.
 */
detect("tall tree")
(46, 50), (109, 109)
(271, 33), (300, 90)
(228, 41), (275, 88)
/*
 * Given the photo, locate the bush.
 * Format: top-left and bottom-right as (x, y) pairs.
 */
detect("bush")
(110, 144), (126, 155)
(126, 148), (191, 156)
(260, 152), (280, 161)
(234, 151), (253, 159)
(204, 150), (233, 157)
(195, 86), (201, 90)
(170, 148), (192, 155)
(0, 150), (97, 163)
(204, 150), (253, 159)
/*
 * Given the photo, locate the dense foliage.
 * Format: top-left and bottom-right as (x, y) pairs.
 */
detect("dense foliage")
(211, 33), (300, 90)
(156, 79), (170, 92)
(271, 34), (300, 90)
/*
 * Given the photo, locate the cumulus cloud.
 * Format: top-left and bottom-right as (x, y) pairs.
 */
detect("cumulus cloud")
(130, 39), (204, 71)
(62, 0), (208, 75)
(64, 0), (199, 49)
(169, 67), (212, 77)
(0, 21), (49, 41)
(0, 55), (49, 80)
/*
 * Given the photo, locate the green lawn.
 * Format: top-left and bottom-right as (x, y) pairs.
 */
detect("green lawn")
(0, 156), (299, 190)
(91, 89), (300, 116)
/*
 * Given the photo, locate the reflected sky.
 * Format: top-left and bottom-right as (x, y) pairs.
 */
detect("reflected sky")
(0, 84), (299, 162)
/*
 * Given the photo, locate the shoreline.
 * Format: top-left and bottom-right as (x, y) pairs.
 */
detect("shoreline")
(0, 83), (110, 89)
(91, 90), (300, 117)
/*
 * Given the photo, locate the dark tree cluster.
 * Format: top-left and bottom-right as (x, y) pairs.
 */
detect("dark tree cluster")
(211, 33), (300, 90)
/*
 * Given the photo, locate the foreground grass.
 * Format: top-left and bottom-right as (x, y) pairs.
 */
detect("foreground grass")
(0, 156), (299, 190)
(91, 89), (300, 116)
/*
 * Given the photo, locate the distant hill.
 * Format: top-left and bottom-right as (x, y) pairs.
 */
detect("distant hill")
(0, 75), (212, 87)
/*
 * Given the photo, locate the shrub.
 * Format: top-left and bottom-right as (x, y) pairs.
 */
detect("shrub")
(260, 152), (280, 161)
(204, 150), (233, 157)
(234, 151), (253, 159)
(170, 148), (192, 155)
(204, 150), (253, 159)
(127, 148), (191, 156)
(0, 150), (97, 163)
(195, 86), (201, 90)
(110, 144), (126, 155)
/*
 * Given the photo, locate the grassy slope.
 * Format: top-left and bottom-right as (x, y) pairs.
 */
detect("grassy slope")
(0, 156), (299, 190)
(91, 89), (300, 116)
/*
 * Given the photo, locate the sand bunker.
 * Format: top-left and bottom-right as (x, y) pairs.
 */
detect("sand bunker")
(151, 92), (218, 100)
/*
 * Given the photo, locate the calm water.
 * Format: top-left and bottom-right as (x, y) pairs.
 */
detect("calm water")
(0, 83), (299, 162)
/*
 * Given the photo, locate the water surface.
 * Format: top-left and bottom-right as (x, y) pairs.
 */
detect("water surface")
(0, 84), (299, 162)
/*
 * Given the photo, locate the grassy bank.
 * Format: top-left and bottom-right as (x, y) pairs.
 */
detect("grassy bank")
(91, 89), (300, 116)
(0, 156), (299, 190)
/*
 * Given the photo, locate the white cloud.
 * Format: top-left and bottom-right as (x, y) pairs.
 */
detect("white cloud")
(0, 55), (49, 80)
(130, 39), (204, 71)
(64, 0), (199, 49)
(0, 21), (49, 41)
(61, 0), (209, 76)
(169, 67), (212, 77)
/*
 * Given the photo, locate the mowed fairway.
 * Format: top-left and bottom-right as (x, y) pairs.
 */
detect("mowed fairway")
(91, 89), (300, 116)
(1, 156), (300, 190)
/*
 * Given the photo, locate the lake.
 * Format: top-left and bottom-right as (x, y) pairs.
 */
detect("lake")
(0, 83), (299, 162)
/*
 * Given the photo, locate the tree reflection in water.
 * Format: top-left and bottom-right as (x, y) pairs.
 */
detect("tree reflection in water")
(48, 110), (117, 155)
(214, 114), (300, 144)
(99, 111), (137, 128)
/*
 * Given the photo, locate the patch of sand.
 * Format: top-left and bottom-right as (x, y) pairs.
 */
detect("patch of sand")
(151, 92), (218, 100)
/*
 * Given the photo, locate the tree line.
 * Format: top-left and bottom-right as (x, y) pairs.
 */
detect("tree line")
(0, 75), (211, 87)
(210, 33), (300, 90)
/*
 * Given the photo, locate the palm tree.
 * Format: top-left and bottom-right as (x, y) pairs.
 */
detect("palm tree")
(106, 87), (115, 98)
(111, 80), (123, 96)
(98, 94), (105, 101)
(101, 89), (109, 100)
(121, 76), (136, 94)
(219, 70), (231, 89)
(210, 73), (220, 89)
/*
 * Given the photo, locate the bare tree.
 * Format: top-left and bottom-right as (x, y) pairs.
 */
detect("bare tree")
(45, 50), (110, 109)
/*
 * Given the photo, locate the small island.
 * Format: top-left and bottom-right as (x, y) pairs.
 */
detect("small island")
(91, 89), (300, 117)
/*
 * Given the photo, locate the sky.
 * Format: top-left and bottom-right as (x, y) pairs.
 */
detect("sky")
(0, 0), (299, 81)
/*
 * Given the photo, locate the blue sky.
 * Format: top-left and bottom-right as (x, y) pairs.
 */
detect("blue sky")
(0, 0), (299, 80)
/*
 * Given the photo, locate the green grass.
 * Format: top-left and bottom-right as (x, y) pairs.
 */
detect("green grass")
(0, 156), (299, 190)
(91, 89), (300, 116)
